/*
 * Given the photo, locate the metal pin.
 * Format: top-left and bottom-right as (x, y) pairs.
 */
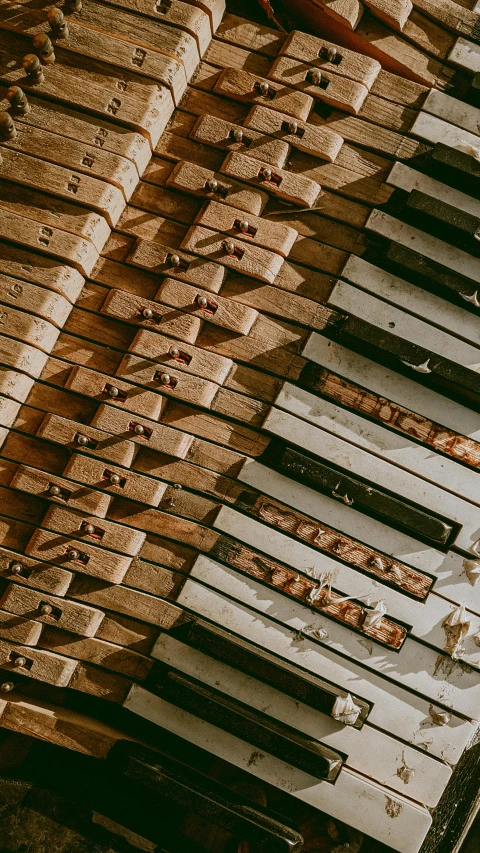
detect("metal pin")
(232, 128), (243, 142)
(142, 308), (153, 319)
(308, 68), (322, 85)
(83, 523), (96, 535)
(159, 373), (171, 385)
(9, 563), (23, 575)
(169, 346), (180, 358)
(326, 47), (338, 62)
(134, 424), (145, 435)
(47, 8), (69, 37)
(22, 54), (44, 84)
(239, 219), (249, 233)
(0, 681), (14, 693)
(109, 473), (121, 485)
(108, 386), (120, 398)
(48, 485), (62, 497)
(169, 254), (181, 267)
(6, 86), (30, 115)
(39, 603), (53, 616)
(0, 112), (16, 141)
(288, 119), (298, 134)
(76, 434), (89, 446)
(258, 81), (269, 96)
(13, 656), (27, 668)
(223, 241), (235, 255)
(68, 549), (80, 560)
(197, 296), (208, 307)
(261, 167), (272, 181)
(32, 33), (56, 65)
(206, 178), (218, 192)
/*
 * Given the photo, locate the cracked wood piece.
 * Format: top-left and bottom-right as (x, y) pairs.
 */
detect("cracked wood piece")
(180, 226), (284, 284)
(116, 353), (221, 406)
(0, 149), (123, 230)
(281, 32), (381, 88)
(166, 160), (269, 215)
(213, 68), (314, 121)
(0, 639), (77, 686)
(190, 114), (289, 167)
(0, 273), (71, 329)
(100, 289), (202, 341)
(126, 236), (228, 289)
(39, 628), (153, 679)
(95, 0), (212, 54)
(243, 105), (343, 163)
(268, 56), (369, 116)
(0, 244), (84, 303)
(70, 0), (199, 77)
(56, 21), (187, 105)
(64, 365), (166, 420)
(421, 88), (480, 137)
(25, 527), (134, 584)
(9, 466), (112, 517)
(90, 405), (194, 457)
(194, 200), (297, 256)
(214, 13), (286, 56)
(63, 454), (168, 507)
(121, 342), (232, 384)
(220, 152), (321, 208)
(0, 584), (104, 638)
(0, 547), (72, 597)
(68, 574), (189, 629)
(40, 505), (146, 557)
(2, 122), (137, 200)
(0, 209), (98, 279)
(36, 413), (137, 467)
(6, 92), (151, 176)
(0, 610), (42, 646)
(154, 279), (258, 334)
(0, 182), (110, 255)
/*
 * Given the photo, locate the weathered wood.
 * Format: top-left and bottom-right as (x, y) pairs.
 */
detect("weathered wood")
(155, 278), (258, 333)
(25, 526), (134, 584)
(214, 14), (286, 57)
(213, 68), (314, 121)
(221, 152), (321, 208)
(9, 466), (113, 517)
(167, 160), (269, 215)
(40, 505), (146, 557)
(101, 289), (202, 340)
(96, 0), (212, 55)
(281, 31), (382, 88)
(0, 583), (104, 638)
(65, 365), (166, 420)
(63, 454), (168, 507)
(116, 352), (221, 407)
(0, 546), (73, 596)
(268, 56), (369, 116)
(0, 639), (78, 686)
(243, 105), (343, 162)
(40, 627), (153, 679)
(180, 226), (284, 284)
(190, 114), (290, 167)
(194, 200), (297, 256)
(90, 405), (194, 457)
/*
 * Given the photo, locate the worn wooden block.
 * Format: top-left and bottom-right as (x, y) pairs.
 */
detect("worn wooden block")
(0, 608), (42, 646)
(0, 368), (33, 403)
(0, 639), (78, 686)
(69, 574), (189, 629)
(126, 236), (227, 289)
(194, 200), (297, 257)
(0, 546), (72, 596)
(0, 209), (98, 279)
(180, 226), (283, 284)
(190, 114), (289, 167)
(190, 0), (225, 32)
(213, 68), (313, 121)
(9, 466), (112, 517)
(0, 335), (48, 378)
(166, 160), (269, 215)
(116, 353), (220, 406)
(214, 13), (285, 55)
(0, 584), (104, 638)
(0, 273), (71, 329)
(90, 404), (194, 457)
(363, 0), (413, 28)
(64, 366), (166, 420)
(41, 505), (146, 557)
(25, 527), (134, 584)
(268, 56), (369, 116)
(243, 106), (342, 163)
(158, 399), (270, 456)
(155, 277), (258, 334)
(123, 339), (232, 383)
(219, 279), (334, 333)
(101, 289), (202, 342)
(36, 413), (137, 468)
(281, 32), (381, 88)
(40, 628), (153, 680)
(0, 243), (85, 303)
(64, 454), (168, 507)
(221, 152), (321, 207)
(99, 0), (212, 54)
(300, 0), (363, 30)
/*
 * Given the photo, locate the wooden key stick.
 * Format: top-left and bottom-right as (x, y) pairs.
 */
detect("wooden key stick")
(166, 160), (269, 216)
(9, 466), (112, 517)
(36, 414), (137, 467)
(194, 200), (297, 257)
(221, 152), (321, 208)
(126, 236), (227, 290)
(65, 366), (166, 420)
(98, 0), (212, 55)
(0, 584), (104, 638)
(190, 114), (290, 168)
(281, 32), (382, 88)
(268, 57), (369, 116)
(90, 405), (194, 457)
(0, 639), (78, 686)
(155, 278), (258, 333)
(100, 289), (202, 342)
(180, 226), (284, 284)
(0, 243), (85, 303)
(0, 273), (72, 328)
(243, 105), (343, 163)
(40, 506), (146, 557)
(39, 628), (153, 680)
(116, 354), (220, 407)
(0, 546), (72, 597)
(63, 455), (168, 507)
(124, 336), (232, 383)
(0, 610), (42, 646)
(213, 68), (314, 121)
(25, 528), (135, 585)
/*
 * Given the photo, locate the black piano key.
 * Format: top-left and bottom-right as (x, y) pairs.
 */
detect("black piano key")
(383, 241), (480, 310)
(390, 189), (480, 256)
(416, 142), (480, 199)
(145, 665), (344, 782)
(263, 441), (457, 549)
(172, 618), (370, 728)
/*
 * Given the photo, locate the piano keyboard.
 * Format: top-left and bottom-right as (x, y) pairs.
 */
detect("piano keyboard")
(0, 1), (479, 851)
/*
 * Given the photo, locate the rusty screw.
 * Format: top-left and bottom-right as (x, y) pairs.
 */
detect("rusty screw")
(6, 86), (30, 115)
(22, 54), (45, 83)
(32, 33), (56, 65)
(13, 656), (27, 668)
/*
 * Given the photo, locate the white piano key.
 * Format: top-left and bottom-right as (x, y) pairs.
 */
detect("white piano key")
(237, 460), (480, 616)
(410, 112), (480, 154)
(276, 382), (480, 507)
(421, 90), (480, 139)
(448, 38), (480, 75)
(214, 506), (480, 667)
(263, 407), (480, 555)
(341, 255), (480, 347)
(385, 162), (480, 219)
(153, 632), (452, 807)
(304, 334), (480, 444)
(125, 684), (432, 853)
(189, 555), (480, 719)
(328, 280), (480, 371)
(176, 573), (476, 762)
(366, 210), (480, 283)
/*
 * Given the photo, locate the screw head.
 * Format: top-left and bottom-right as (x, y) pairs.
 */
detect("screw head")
(259, 81), (269, 96)
(232, 128), (243, 142)
(169, 254), (181, 267)
(68, 549), (80, 560)
(169, 346), (180, 358)
(206, 178), (218, 192)
(13, 656), (27, 668)
(224, 241), (235, 255)
(239, 220), (249, 233)
(309, 69), (322, 85)
(142, 307), (153, 319)
(108, 386), (119, 398)
(39, 603), (53, 616)
(109, 473), (121, 485)
(83, 523), (95, 535)
(261, 167), (272, 181)
(49, 485), (62, 497)
(76, 434), (89, 446)
(134, 424), (145, 435)
(10, 563), (23, 575)
(160, 373), (171, 385)
(327, 47), (337, 62)
(197, 296), (208, 307)
(0, 682), (14, 693)
(288, 119), (298, 134)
